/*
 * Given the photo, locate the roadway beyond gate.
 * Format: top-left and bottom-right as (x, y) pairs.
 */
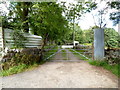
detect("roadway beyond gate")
(1, 48), (118, 88)
(50, 49), (82, 62)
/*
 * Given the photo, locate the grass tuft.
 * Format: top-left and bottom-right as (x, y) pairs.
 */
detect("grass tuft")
(0, 63), (39, 76)
(89, 60), (107, 66)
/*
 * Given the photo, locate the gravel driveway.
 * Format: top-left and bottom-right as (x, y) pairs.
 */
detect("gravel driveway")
(0, 49), (118, 88)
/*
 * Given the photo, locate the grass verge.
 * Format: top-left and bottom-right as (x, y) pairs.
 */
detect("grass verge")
(89, 60), (120, 77)
(0, 63), (39, 76)
(0, 46), (58, 76)
(70, 49), (119, 77)
(82, 43), (92, 46)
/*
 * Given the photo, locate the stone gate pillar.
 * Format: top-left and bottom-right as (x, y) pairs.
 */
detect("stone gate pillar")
(94, 28), (104, 60)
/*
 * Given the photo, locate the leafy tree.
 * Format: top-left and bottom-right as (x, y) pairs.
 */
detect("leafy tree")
(91, 6), (109, 28)
(30, 2), (69, 59)
(1, 16), (10, 28)
(60, 2), (97, 44)
(61, 23), (73, 44)
(89, 1), (120, 27)
(83, 29), (94, 43)
(0, 2), (10, 28)
(8, 2), (32, 32)
(73, 23), (84, 43)
(0, 2), (30, 48)
(91, 1), (119, 28)
(107, 1), (120, 26)
(31, 2), (69, 42)
(81, 27), (119, 48)
(104, 28), (120, 48)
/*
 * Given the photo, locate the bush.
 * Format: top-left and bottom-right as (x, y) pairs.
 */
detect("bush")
(104, 28), (120, 48)
(21, 48), (41, 55)
(1, 48), (41, 70)
(2, 53), (41, 70)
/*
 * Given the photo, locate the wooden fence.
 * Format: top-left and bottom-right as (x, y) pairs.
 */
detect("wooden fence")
(0, 28), (42, 52)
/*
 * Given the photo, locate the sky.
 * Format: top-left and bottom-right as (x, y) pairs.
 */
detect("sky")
(78, 0), (118, 31)
(78, 9), (118, 31)
(0, 0), (119, 32)
(58, 0), (119, 32)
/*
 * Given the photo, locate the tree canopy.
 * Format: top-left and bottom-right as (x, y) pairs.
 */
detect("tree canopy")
(30, 2), (69, 43)
(108, 1), (120, 26)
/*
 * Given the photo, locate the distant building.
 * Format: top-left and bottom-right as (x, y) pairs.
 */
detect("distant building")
(73, 41), (79, 46)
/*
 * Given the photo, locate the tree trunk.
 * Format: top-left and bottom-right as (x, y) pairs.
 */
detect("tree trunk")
(73, 10), (75, 46)
(39, 33), (49, 62)
(22, 2), (31, 33)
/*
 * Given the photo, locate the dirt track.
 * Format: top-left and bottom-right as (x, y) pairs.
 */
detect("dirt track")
(0, 49), (118, 88)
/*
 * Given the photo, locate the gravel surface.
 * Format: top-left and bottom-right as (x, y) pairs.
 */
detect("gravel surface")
(0, 49), (118, 88)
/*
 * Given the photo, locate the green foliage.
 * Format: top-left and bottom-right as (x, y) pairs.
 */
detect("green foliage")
(104, 28), (120, 48)
(107, 1), (120, 10)
(60, 2), (97, 43)
(1, 48), (42, 71)
(10, 29), (27, 48)
(81, 27), (119, 48)
(83, 43), (92, 46)
(61, 2), (97, 22)
(89, 60), (120, 77)
(63, 23), (85, 44)
(2, 52), (40, 70)
(61, 24), (73, 44)
(30, 2), (69, 43)
(0, 64), (27, 76)
(20, 54), (40, 65)
(83, 29), (94, 43)
(74, 24), (84, 43)
(1, 16), (13, 28)
(89, 60), (107, 66)
(1, 46), (58, 76)
(3, 2), (98, 46)
(107, 1), (120, 25)
(0, 63), (38, 76)
(8, 2), (32, 32)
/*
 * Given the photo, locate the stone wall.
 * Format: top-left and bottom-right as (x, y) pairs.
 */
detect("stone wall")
(105, 48), (120, 65)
